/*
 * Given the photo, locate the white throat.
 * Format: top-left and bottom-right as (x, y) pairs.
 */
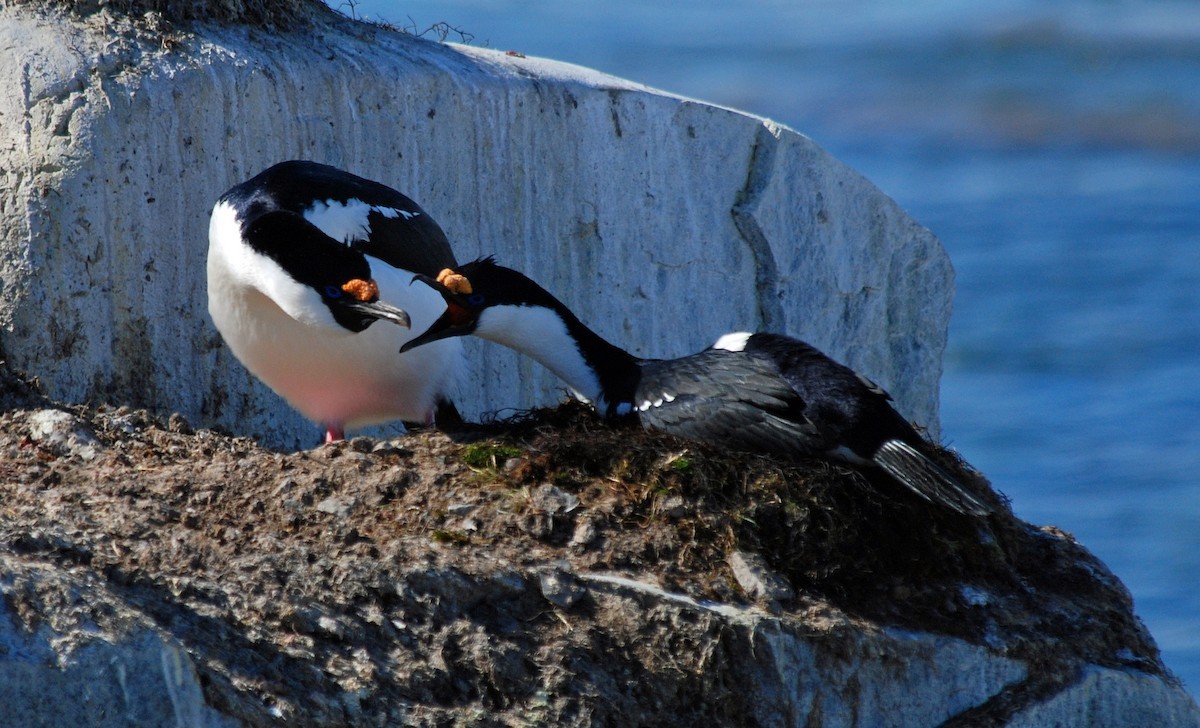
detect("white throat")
(208, 201), (339, 329)
(474, 305), (604, 405)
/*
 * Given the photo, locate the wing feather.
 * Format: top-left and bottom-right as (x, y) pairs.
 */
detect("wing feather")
(230, 161), (457, 276)
(635, 350), (828, 457)
(873, 440), (992, 516)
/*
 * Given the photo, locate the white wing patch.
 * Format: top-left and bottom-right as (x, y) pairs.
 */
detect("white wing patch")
(372, 206), (420, 221)
(712, 331), (753, 352)
(636, 393), (674, 412)
(304, 198), (421, 244)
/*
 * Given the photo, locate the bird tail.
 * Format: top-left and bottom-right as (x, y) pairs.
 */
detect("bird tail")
(872, 439), (992, 516)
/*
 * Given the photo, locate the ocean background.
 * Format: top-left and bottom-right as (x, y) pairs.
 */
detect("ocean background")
(331, 0), (1200, 693)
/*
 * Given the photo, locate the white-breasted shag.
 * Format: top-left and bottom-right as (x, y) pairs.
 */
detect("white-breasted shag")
(401, 257), (991, 516)
(207, 160), (464, 442)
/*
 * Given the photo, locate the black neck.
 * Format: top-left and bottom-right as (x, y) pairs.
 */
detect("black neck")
(552, 301), (643, 415)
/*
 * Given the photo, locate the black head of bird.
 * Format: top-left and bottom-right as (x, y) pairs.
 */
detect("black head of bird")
(242, 211), (411, 332)
(402, 257), (561, 344)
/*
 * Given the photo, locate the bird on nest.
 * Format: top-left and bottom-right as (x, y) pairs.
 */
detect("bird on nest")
(401, 257), (993, 516)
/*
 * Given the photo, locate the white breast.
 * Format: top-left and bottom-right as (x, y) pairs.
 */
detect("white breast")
(206, 202), (462, 428)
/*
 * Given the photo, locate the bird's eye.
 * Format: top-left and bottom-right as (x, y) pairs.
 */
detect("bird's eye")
(324, 285), (344, 299)
(467, 293), (486, 306)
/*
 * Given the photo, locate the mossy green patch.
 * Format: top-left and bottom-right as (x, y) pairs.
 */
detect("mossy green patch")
(461, 443), (524, 470)
(430, 529), (470, 545)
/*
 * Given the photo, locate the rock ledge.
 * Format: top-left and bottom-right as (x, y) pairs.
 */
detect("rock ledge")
(0, 369), (1195, 727)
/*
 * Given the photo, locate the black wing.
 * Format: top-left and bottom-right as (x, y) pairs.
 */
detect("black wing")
(872, 440), (992, 515)
(224, 160), (457, 276)
(741, 333), (918, 456)
(349, 204), (456, 277)
(634, 349), (831, 458)
(745, 334), (992, 515)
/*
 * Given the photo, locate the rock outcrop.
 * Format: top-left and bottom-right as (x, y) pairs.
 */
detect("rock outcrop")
(0, 370), (1196, 727)
(1, 3), (949, 449)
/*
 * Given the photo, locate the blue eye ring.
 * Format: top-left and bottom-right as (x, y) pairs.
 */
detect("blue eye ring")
(324, 285), (344, 299)
(466, 293), (485, 306)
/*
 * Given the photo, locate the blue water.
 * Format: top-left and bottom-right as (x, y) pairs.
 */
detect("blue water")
(333, 0), (1200, 692)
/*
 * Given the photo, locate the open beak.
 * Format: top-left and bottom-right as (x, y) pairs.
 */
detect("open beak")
(399, 273), (478, 353)
(341, 299), (411, 328)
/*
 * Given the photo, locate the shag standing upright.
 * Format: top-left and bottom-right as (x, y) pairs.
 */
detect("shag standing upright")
(402, 258), (992, 516)
(207, 160), (464, 442)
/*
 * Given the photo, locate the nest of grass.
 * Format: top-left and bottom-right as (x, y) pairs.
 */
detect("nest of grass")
(452, 400), (1159, 671)
(459, 403), (1003, 612)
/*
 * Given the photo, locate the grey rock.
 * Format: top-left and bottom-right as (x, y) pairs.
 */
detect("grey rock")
(316, 614), (348, 641)
(1007, 666), (1200, 728)
(0, 559), (237, 728)
(569, 518), (599, 548)
(26, 409), (100, 460)
(3, 533), (1198, 727)
(658, 494), (688, 520)
(316, 497), (354, 518)
(729, 550), (796, 603)
(447, 503), (477, 516)
(530, 484), (581, 515)
(539, 567), (588, 610)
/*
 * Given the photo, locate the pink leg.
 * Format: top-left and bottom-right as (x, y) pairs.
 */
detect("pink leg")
(324, 423), (345, 443)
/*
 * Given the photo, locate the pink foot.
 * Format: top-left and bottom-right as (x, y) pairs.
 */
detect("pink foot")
(324, 423), (345, 443)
